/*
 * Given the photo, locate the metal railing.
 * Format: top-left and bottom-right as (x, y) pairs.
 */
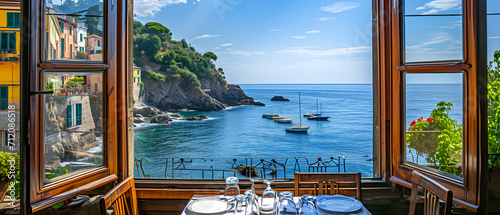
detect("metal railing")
(134, 155), (370, 179)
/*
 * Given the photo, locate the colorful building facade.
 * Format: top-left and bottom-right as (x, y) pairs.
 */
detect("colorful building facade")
(0, 3), (20, 110)
(85, 34), (102, 61)
(133, 64), (141, 83)
(57, 15), (76, 59)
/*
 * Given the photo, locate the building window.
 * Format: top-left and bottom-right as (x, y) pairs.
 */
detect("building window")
(61, 38), (65, 58)
(97, 40), (100, 47)
(0, 87), (8, 110)
(0, 33), (16, 51)
(69, 26), (72, 35)
(67, 103), (83, 128)
(80, 33), (83, 42)
(59, 22), (64, 33)
(7, 12), (20, 27)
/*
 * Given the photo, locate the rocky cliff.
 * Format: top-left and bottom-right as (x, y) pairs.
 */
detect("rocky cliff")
(141, 76), (264, 111)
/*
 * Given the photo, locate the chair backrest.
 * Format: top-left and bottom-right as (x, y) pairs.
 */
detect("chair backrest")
(409, 171), (453, 215)
(294, 172), (361, 201)
(100, 175), (139, 215)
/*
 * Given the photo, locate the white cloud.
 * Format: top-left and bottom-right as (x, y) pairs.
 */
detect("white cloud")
(489, 36), (500, 39)
(321, 2), (361, 13)
(422, 9), (439, 15)
(306, 30), (320, 34)
(291, 36), (307, 39)
(221, 43), (233, 47)
(406, 34), (453, 49)
(224, 48), (266, 56)
(319, 17), (336, 21)
(416, 0), (461, 15)
(268, 29), (280, 32)
(213, 47), (221, 49)
(193, 34), (221, 40)
(134, 0), (187, 17)
(275, 46), (371, 57)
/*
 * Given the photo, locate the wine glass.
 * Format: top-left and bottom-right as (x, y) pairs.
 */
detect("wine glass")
(260, 181), (277, 215)
(298, 195), (318, 215)
(277, 191), (297, 215)
(244, 190), (260, 215)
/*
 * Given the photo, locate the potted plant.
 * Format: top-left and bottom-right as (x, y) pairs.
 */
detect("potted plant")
(406, 101), (463, 176)
(0, 152), (20, 201)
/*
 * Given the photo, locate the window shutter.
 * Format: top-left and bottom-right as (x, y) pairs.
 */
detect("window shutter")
(76, 103), (82, 125)
(0, 87), (8, 110)
(67, 104), (72, 128)
(14, 13), (20, 27)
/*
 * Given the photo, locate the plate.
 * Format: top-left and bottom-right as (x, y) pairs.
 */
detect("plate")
(316, 195), (363, 213)
(187, 198), (228, 215)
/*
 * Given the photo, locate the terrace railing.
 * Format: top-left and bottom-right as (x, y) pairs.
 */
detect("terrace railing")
(134, 155), (370, 179)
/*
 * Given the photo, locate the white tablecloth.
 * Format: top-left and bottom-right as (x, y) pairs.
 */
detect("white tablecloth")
(182, 195), (372, 215)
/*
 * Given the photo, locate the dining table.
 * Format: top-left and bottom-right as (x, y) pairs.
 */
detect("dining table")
(182, 194), (372, 215)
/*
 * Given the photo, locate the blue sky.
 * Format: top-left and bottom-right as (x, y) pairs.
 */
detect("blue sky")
(133, 0), (500, 84)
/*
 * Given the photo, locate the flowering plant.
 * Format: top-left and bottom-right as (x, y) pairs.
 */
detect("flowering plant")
(406, 101), (462, 176)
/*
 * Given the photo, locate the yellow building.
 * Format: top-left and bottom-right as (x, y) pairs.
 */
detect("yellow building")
(133, 64), (141, 83)
(0, 3), (20, 110)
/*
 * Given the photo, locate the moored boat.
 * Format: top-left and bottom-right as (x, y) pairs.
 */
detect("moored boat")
(275, 118), (293, 124)
(286, 93), (309, 133)
(269, 116), (284, 120)
(262, 114), (279, 118)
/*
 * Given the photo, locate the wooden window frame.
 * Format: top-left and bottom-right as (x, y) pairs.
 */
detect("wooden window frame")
(20, 0), (132, 213)
(385, 0), (488, 211)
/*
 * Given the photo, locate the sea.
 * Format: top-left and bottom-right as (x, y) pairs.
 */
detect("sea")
(133, 84), (463, 179)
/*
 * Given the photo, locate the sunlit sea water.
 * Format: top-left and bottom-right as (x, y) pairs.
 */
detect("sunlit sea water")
(133, 84), (462, 179)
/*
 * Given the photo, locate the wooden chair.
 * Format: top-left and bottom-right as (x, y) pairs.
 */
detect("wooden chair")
(100, 175), (139, 215)
(294, 172), (361, 201)
(409, 171), (452, 215)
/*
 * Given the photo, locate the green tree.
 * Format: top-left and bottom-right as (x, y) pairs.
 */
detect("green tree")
(181, 39), (189, 49)
(203, 51), (218, 62)
(141, 22), (172, 41)
(488, 50), (500, 168)
(140, 35), (161, 57)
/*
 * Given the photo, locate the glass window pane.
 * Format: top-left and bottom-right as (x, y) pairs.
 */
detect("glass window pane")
(405, 16), (463, 62)
(405, 0), (462, 16)
(487, 8), (500, 169)
(45, 0), (103, 61)
(488, 0), (500, 14)
(405, 73), (463, 179)
(43, 72), (104, 185)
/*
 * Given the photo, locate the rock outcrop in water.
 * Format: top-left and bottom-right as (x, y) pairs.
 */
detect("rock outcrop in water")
(140, 76), (265, 112)
(150, 114), (172, 124)
(271, 96), (290, 101)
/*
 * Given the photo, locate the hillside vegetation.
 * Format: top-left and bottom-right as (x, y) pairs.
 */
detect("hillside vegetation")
(133, 21), (227, 89)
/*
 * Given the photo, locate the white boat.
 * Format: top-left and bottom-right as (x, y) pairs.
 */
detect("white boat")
(286, 93), (309, 132)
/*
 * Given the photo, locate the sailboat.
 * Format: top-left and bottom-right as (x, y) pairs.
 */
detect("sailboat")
(302, 98), (320, 117)
(286, 93), (310, 132)
(308, 103), (330, 121)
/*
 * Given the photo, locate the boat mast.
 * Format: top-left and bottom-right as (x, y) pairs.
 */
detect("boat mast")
(316, 98), (318, 114)
(299, 92), (302, 127)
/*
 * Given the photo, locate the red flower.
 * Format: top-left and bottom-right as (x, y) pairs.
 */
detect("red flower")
(426, 117), (434, 122)
(410, 120), (416, 127)
(418, 117), (423, 121)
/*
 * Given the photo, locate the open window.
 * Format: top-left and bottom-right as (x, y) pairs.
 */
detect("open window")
(21, 0), (131, 212)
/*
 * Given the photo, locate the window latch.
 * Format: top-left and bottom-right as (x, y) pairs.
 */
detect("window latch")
(31, 91), (54, 95)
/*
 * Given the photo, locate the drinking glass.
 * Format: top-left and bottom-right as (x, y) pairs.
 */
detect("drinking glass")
(235, 194), (247, 214)
(298, 195), (318, 215)
(225, 177), (240, 197)
(260, 181), (277, 215)
(244, 190), (260, 215)
(277, 191), (297, 215)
